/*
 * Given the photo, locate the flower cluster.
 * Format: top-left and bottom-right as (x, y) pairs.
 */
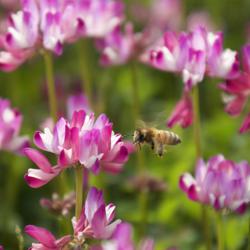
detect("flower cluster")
(0, 98), (29, 153)
(24, 109), (133, 188)
(0, 0), (124, 71)
(26, 187), (121, 248)
(150, 27), (239, 91)
(73, 187), (121, 242)
(180, 155), (250, 213)
(220, 44), (250, 133)
(90, 222), (155, 250)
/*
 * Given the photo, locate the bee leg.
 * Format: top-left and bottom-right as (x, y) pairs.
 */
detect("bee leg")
(151, 141), (155, 150)
(157, 144), (164, 157)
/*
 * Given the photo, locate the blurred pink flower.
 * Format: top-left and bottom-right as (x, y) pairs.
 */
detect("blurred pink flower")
(206, 32), (239, 79)
(75, 0), (124, 38)
(150, 31), (188, 73)
(240, 113), (250, 133)
(40, 192), (75, 216)
(167, 92), (193, 128)
(187, 11), (215, 31)
(67, 93), (91, 118)
(180, 155), (250, 213)
(90, 222), (155, 250)
(0, 0), (124, 70)
(72, 187), (121, 243)
(25, 225), (71, 250)
(96, 23), (137, 66)
(0, 0), (19, 10)
(220, 44), (250, 133)
(150, 27), (239, 90)
(149, 0), (182, 31)
(0, 98), (29, 153)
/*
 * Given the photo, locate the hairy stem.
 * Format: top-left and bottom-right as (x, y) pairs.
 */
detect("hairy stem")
(192, 86), (211, 250)
(43, 51), (58, 122)
(75, 165), (84, 220)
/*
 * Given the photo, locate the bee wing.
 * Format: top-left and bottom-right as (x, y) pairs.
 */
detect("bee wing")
(136, 119), (147, 128)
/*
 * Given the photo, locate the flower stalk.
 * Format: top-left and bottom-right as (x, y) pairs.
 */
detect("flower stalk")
(75, 165), (84, 220)
(216, 212), (224, 250)
(77, 40), (93, 108)
(42, 50), (58, 122)
(248, 217), (250, 250)
(192, 86), (211, 250)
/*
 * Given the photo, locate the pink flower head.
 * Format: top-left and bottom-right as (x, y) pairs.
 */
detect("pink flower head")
(25, 225), (71, 250)
(219, 44), (250, 133)
(206, 32), (239, 79)
(0, 0), (124, 70)
(0, 98), (29, 153)
(0, 49), (31, 72)
(96, 23), (137, 66)
(4, 0), (39, 52)
(90, 222), (155, 250)
(73, 187), (121, 241)
(150, 31), (188, 72)
(76, 0), (124, 38)
(149, 27), (239, 90)
(180, 155), (250, 213)
(0, 245), (3, 250)
(39, 0), (85, 55)
(25, 110), (132, 188)
(167, 92), (193, 128)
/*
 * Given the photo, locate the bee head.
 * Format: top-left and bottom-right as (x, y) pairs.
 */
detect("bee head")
(133, 129), (146, 144)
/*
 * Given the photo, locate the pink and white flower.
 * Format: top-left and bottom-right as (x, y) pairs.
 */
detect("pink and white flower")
(25, 225), (71, 250)
(72, 187), (121, 241)
(25, 110), (132, 188)
(180, 155), (250, 213)
(0, 0), (124, 70)
(220, 44), (250, 133)
(150, 27), (239, 90)
(0, 98), (29, 153)
(96, 23), (137, 66)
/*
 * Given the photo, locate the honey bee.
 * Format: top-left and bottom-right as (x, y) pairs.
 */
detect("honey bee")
(133, 127), (181, 157)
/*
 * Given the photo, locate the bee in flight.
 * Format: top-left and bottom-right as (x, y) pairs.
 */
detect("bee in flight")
(133, 127), (181, 157)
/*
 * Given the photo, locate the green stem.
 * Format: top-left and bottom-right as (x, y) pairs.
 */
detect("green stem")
(75, 165), (84, 220)
(248, 217), (250, 250)
(192, 86), (211, 250)
(42, 51), (58, 122)
(216, 212), (224, 250)
(192, 86), (202, 158)
(130, 61), (140, 124)
(77, 40), (92, 108)
(202, 205), (211, 250)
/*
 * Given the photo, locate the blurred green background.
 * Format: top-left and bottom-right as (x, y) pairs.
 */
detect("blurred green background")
(1, 0), (250, 249)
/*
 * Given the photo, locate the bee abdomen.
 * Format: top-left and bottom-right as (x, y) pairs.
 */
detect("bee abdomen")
(164, 131), (181, 145)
